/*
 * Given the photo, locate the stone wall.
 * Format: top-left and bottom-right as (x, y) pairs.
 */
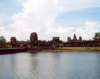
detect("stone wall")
(64, 40), (100, 47)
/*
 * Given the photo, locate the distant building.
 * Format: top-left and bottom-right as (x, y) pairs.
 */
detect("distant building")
(67, 34), (82, 42)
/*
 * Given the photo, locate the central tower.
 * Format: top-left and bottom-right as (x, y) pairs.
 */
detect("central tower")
(30, 32), (38, 41)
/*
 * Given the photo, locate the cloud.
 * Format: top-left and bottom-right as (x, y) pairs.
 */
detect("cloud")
(76, 22), (100, 40)
(0, 19), (11, 41)
(0, 26), (10, 41)
(1, 0), (100, 41)
(45, 21), (100, 41)
(60, 0), (100, 12)
(8, 0), (63, 41)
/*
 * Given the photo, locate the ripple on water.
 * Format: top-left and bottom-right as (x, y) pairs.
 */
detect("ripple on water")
(0, 52), (100, 79)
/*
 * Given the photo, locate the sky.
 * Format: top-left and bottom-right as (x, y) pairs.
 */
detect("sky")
(0, 0), (100, 41)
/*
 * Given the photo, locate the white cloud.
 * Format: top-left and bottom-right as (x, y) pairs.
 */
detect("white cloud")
(60, 0), (100, 12)
(2, 0), (100, 41)
(75, 22), (100, 40)
(0, 27), (10, 41)
(45, 21), (100, 41)
(0, 19), (11, 41)
(9, 0), (63, 41)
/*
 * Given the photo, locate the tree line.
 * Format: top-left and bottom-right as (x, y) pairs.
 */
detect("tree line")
(0, 36), (6, 43)
(93, 32), (100, 40)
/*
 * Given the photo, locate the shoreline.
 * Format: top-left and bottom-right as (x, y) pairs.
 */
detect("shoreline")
(0, 47), (100, 54)
(28, 49), (100, 52)
(0, 48), (27, 54)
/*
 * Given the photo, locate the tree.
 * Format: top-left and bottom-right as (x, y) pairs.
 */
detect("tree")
(20, 44), (24, 48)
(93, 32), (100, 40)
(34, 46), (38, 48)
(60, 43), (64, 48)
(0, 36), (6, 43)
(55, 43), (60, 47)
(55, 43), (64, 48)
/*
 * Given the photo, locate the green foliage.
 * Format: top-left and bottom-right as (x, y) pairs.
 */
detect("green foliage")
(61, 47), (100, 50)
(34, 46), (38, 48)
(55, 43), (64, 48)
(59, 43), (64, 47)
(93, 32), (100, 40)
(0, 36), (6, 43)
(20, 44), (24, 48)
(55, 43), (60, 47)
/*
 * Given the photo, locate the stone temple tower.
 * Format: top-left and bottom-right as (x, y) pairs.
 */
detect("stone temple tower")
(10, 37), (17, 48)
(10, 37), (16, 44)
(79, 36), (82, 41)
(67, 36), (71, 42)
(30, 32), (38, 41)
(73, 34), (77, 41)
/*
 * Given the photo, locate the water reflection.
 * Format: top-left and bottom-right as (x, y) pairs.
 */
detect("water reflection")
(0, 52), (100, 79)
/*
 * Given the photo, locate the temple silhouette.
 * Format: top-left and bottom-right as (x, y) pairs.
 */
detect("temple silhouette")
(0, 32), (100, 48)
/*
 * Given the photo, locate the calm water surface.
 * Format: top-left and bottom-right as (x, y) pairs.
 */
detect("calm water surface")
(0, 52), (100, 79)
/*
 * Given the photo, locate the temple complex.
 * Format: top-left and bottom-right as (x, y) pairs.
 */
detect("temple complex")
(0, 32), (100, 48)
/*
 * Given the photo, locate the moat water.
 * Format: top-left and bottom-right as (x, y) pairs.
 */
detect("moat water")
(0, 52), (100, 79)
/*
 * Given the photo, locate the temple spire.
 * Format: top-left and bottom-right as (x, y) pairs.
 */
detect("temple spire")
(73, 34), (77, 41)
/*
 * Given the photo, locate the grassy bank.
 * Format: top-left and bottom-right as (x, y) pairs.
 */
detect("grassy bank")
(28, 47), (100, 52)
(58, 47), (100, 50)
(42, 47), (100, 52)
